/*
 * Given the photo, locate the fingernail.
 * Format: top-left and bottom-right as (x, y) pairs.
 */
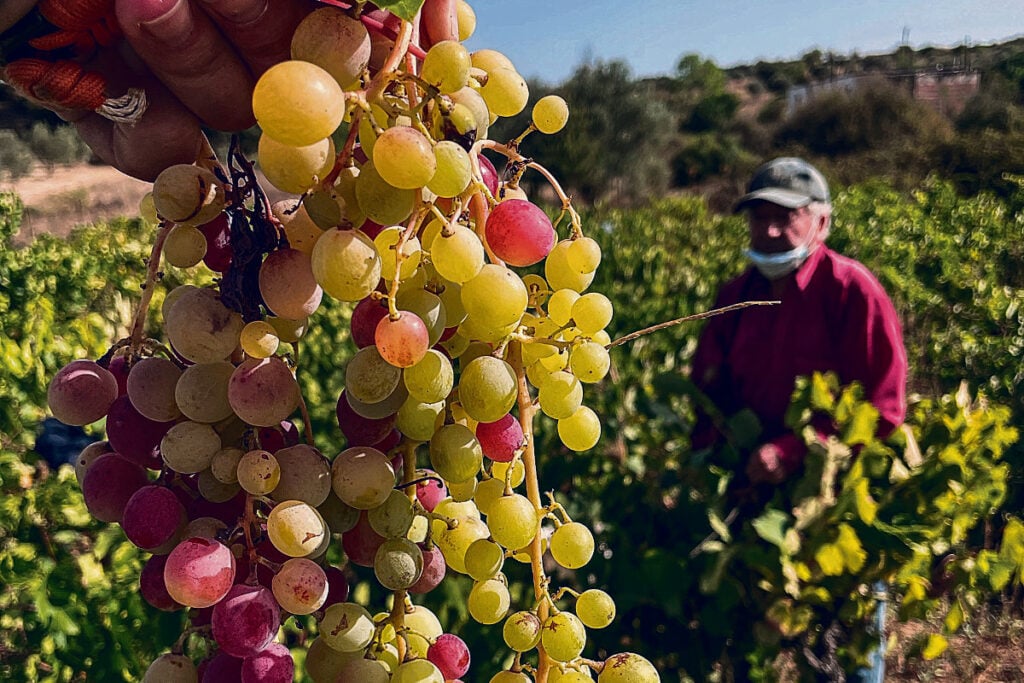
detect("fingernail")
(124, 0), (190, 40)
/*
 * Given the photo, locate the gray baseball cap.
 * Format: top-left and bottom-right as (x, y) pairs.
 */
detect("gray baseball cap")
(735, 157), (830, 212)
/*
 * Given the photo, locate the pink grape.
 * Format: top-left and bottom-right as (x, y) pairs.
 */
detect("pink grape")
(163, 537), (236, 608)
(323, 565), (351, 607)
(476, 414), (524, 463)
(415, 469), (447, 511)
(479, 154), (500, 196)
(47, 359), (118, 426)
(408, 543), (446, 594)
(121, 485), (186, 551)
(187, 490), (246, 526)
(105, 395), (172, 468)
(241, 642), (293, 683)
(107, 354), (129, 396)
(257, 421), (300, 453)
(336, 390), (396, 446)
(228, 357), (300, 427)
(341, 511), (386, 567)
(199, 652), (243, 683)
(199, 214), (233, 273)
(351, 296), (390, 348)
(375, 311), (430, 368)
(212, 584), (281, 658)
(258, 248), (323, 320)
(81, 453), (149, 523)
(485, 199), (556, 267)
(428, 633), (471, 679)
(139, 554), (182, 611)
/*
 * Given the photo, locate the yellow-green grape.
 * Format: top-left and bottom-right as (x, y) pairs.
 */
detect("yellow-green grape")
(570, 341), (610, 383)
(319, 602), (375, 652)
(538, 349), (569, 374)
(503, 610), (543, 652)
(471, 49), (515, 74)
(345, 346), (402, 404)
(258, 133), (335, 194)
(240, 320), (280, 359)
(547, 288), (580, 327)
(267, 500), (328, 557)
(567, 236), (602, 274)
(526, 359), (555, 389)
(440, 331), (471, 361)
(551, 666), (595, 682)
(434, 496), (482, 522)
(268, 315), (308, 343)
(331, 446), (395, 509)
(551, 521), (595, 569)
(305, 636), (361, 682)
(541, 611), (587, 663)
(473, 476), (506, 515)
(512, 536), (547, 564)
(358, 114), (378, 159)
(492, 672), (531, 683)
(532, 94), (569, 134)
(311, 228), (382, 302)
(419, 217), (445, 250)
(163, 224), (206, 268)
(210, 447), (244, 484)
(139, 192), (157, 224)
(367, 489), (415, 538)
(456, 0), (476, 41)
(593, 329), (612, 346)
(335, 658), (389, 683)
(396, 397), (444, 441)
(404, 350), (454, 403)
(480, 67), (529, 117)
(403, 604), (443, 658)
(354, 161), (417, 225)
(432, 224), (485, 284)
(422, 40), (471, 94)
(236, 449), (281, 495)
(407, 514), (428, 543)
(577, 589), (616, 629)
(290, 7), (370, 90)
(392, 660), (444, 683)
(373, 225), (421, 281)
(253, 60), (345, 146)
(434, 101), (478, 144)
(558, 405), (601, 451)
(428, 141), (473, 197)
(488, 493), (539, 551)
(538, 370), (584, 419)
(449, 86), (490, 138)
(372, 126), (436, 190)
(161, 421), (221, 473)
(397, 287), (447, 346)
(448, 476), (477, 502)
(303, 188), (343, 229)
(491, 459), (525, 488)
(374, 537), (423, 590)
(572, 293), (614, 335)
(458, 355), (518, 423)
(546, 239), (595, 292)
(318, 492), (360, 534)
(429, 423), (484, 484)
(153, 164), (225, 226)
(522, 317), (562, 366)
(432, 514), (489, 574)
(597, 653), (660, 683)
(468, 577), (511, 624)
(465, 537), (504, 581)
(197, 470), (241, 503)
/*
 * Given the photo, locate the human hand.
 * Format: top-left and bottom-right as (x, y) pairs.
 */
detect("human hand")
(745, 442), (787, 484)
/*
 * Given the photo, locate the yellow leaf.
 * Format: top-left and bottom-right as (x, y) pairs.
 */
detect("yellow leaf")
(837, 523), (867, 573)
(815, 543), (844, 576)
(944, 600), (964, 633)
(853, 478), (878, 525)
(922, 633), (948, 660)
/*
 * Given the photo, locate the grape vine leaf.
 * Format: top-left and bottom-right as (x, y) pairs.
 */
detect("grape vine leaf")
(751, 509), (789, 549)
(374, 0), (426, 22)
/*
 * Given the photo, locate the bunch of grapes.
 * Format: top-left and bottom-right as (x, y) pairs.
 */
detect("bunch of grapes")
(46, 2), (659, 682)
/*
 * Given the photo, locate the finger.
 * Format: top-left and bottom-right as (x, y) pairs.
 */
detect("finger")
(116, 0), (256, 131)
(196, 0), (310, 76)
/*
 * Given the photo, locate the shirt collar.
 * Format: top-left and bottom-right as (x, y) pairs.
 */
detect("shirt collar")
(795, 244), (829, 290)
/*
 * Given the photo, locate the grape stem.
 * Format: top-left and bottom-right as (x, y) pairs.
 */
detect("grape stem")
(389, 589), (408, 663)
(387, 204), (430, 318)
(395, 474), (445, 490)
(241, 493), (259, 584)
(290, 341), (317, 447)
(606, 300), (780, 349)
(128, 222), (170, 352)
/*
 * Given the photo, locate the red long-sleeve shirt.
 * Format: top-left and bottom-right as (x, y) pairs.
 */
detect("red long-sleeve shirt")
(690, 245), (908, 472)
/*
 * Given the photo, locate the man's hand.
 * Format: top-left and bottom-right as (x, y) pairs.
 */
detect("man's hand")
(746, 442), (787, 484)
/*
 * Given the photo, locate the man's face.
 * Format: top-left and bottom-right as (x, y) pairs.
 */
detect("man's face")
(746, 201), (825, 254)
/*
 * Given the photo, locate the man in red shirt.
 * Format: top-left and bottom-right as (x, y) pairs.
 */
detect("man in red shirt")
(692, 157), (908, 484)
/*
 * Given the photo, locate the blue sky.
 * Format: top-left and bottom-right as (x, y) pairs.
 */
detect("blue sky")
(464, 1), (1024, 83)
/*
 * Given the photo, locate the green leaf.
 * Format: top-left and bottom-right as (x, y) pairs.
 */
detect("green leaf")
(853, 478), (879, 525)
(373, 0), (426, 22)
(751, 509), (789, 549)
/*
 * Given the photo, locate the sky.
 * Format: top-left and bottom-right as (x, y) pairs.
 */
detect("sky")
(463, 1), (1024, 83)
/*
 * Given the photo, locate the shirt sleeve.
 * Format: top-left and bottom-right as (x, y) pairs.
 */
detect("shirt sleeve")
(690, 286), (740, 449)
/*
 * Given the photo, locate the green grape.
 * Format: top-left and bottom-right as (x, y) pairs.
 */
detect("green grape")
(430, 423), (484, 483)
(305, 636), (361, 683)
(570, 341), (611, 383)
(542, 611), (587, 663)
(143, 653), (197, 682)
(491, 459), (525, 488)
(210, 447), (244, 484)
(448, 476), (478, 502)
(368, 490), (415, 538)
(577, 589), (616, 629)
(503, 610), (543, 652)
(354, 161), (417, 225)
(290, 7), (370, 89)
(311, 227), (382, 302)
(551, 666), (595, 682)
(532, 94), (569, 134)
(197, 469), (241, 504)
(428, 140), (473, 197)
(161, 421), (221, 473)
(459, 355), (518, 423)
(236, 449), (281, 495)
(440, 329), (471, 358)
(434, 497), (481, 521)
(422, 40), (471, 94)
(468, 577), (511, 624)
(547, 288), (580, 326)
(373, 225), (422, 281)
(465, 537), (504, 580)
(480, 67), (529, 117)
(318, 492), (361, 534)
(567, 236), (602, 274)
(304, 188), (343, 229)
(272, 444), (332, 507)
(550, 521), (595, 569)
(139, 192), (157, 223)
(165, 287), (244, 363)
(358, 113), (378, 159)
(335, 658), (389, 683)
(526, 359), (556, 389)
(163, 224), (206, 268)
(267, 500), (328, 557)
(491, 672), (531, 683)
(331, 446), (396, 509)
(269, 315), (308, 343)
(403, 605), (443, 658)
(471, 49), (515, 73)
(345, 345), (402, 404)
(473, 476), (506, 515)
(487, 493), (539, 551)
(396, 288), (447, 346)
(462, 264), (528, 326)
(374, 537), (423, 590)
(258, 133), (335, 194)
(459, 313), (519, 344)
(521, 317), (561, 366)
(449, 86), (490, 139)
(434, 101), (478, 145)
(431, 224), (485, 284)
(152, 164), (225, 226)
(419, 217), (445, 250)
(392, 660), (444, 683)
(546, 239), (596, 292)
(320, 602), (375, 652)
(593, 329), (612, 346)
(373, 126), (436, 190)
(538, 370), (584, 419)
(396, 396), (445, 441)
(558, 405), (602, 451)
(432, 514), (489, 574)
(572, 293), (614, 335)
(404, 349), (454, 403)
(597, 653), (660, 682)
(253, 60), (345, 146)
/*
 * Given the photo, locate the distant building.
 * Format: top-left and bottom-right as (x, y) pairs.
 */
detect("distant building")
(786, 68), (980, 118)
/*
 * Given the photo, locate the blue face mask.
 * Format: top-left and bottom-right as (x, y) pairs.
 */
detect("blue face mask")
(744, 244), (810, 280)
